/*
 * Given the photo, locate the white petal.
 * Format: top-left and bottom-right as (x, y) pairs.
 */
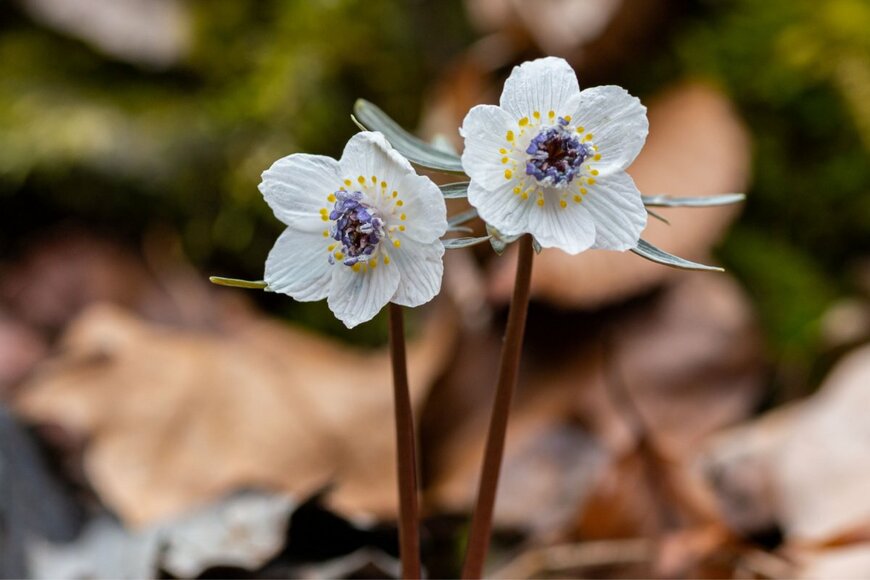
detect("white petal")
(466, 179), (534, 238)
(259, 154), (342, 231)
(572, 86), (648, 174)
(339, 131), (414, 187)
(390, 171), (448, 244)
(459, 104), (515, 190)
(327, 259), (400, 329)
(264, 227), (334, 301)
(527, 191), (596, 254)
(499, 57), (581, 120)
(583, 171), (648, 251)
(389, 239), (445, 308)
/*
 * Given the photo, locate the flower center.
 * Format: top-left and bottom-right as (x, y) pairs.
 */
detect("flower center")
(525, 118), (592, 187)
(329, 190), (384, 266)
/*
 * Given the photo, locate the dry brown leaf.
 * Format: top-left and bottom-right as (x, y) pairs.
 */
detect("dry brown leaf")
(795, 545), (870, 580)
(426, 271), (764, 536)
(489, 83), (751, 309)
(14, 302), (456, 527)
(773, 344), (870, 544)
(694, 403), (805, 537)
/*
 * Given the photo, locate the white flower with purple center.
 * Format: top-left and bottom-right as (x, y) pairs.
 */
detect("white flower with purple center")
(260, 131), (448, 328)
(460, 56), (649, 254)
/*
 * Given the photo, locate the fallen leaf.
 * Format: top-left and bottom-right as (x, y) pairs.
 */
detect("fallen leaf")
(15, 302), (456, 527)
(796, 545), (870, 580)
(773, 344), (870, 544)
(489, 83), (751, 309)
(426, 271), (764, 537)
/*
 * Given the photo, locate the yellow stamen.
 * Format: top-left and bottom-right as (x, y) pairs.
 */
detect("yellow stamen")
(519, 117), (529, 127)
(327, 194), (336, 202)
(396, 200), (404, 206)
(400, 213), (406, 220)
(536, 198), (544, 207)
(504, 169), (513, 179)
(393, 239), (401, 248)
(383, 256), (391, 265)
(357, 176), (365, 184)
(506, 130), (515, 142)
(548, 110), (555, 119)
(559, 200), (567, 208)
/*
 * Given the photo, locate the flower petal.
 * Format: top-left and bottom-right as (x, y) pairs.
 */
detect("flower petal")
(339, 131), (414, 187)
(527, 190), (596, 254)
(466, 179), (535, 238)
(264, 227), (334, 301)
(327, 259), (400, 329)
(389, 239), (445, 308)
(572, 86), (648, 174)
(391, 171), (448, 244)
(259, 154), (342, 231)
(499, 57), (581, 120)
(459, 104), (515, 190)
(583, 171), (648, 251)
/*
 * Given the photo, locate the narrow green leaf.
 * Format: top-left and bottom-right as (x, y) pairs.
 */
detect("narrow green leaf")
(646, 208), (671, 225)
(352, 99), (466, 174)
(209, 276), (269, 290)
(631, 239), (724, 272)
(440, 182), (470, 199)
(642, 193), (746, 207)
(443, 236), (491, 249)
(448, 208), (478, 228)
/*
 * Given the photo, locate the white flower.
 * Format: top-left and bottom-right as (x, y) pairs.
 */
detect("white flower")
(259, 131), (448, 328)
(459, 57), (649, 254)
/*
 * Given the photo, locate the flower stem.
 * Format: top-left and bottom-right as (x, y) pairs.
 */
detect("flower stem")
(388, 302), (422, 579)
(462, 234), (535, 579)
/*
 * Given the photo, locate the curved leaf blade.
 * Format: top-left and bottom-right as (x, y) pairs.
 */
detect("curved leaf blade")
(443, 236), (491, 250)
(440, 182), (470, 199)
(631, 239), (724, 272)
(209, 276), (269, 290)
(642, 193), (746, 208)
(352, 99), (465, 174)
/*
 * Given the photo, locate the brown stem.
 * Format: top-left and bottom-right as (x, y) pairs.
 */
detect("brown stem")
(462, 234), (535, 579)
(388, 303), (421, 579)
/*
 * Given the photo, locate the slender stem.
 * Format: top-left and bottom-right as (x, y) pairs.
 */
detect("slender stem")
(462, 234), (535, 579)
(388, 302), (422, 579)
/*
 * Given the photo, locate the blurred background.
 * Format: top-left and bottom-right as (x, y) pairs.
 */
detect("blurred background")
(1, 0), (869, 577)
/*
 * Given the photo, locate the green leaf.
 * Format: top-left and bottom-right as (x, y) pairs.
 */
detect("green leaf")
(443, 236), (491, 249)
(352, 99), (465, 174)
(642, 194), (746, 207)
(209, 276), (269, 290)
(631, 239), (724, 271)
(439, 182), (470, 199)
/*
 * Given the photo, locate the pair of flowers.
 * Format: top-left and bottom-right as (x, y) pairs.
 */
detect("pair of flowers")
(261, 57), (649, 327)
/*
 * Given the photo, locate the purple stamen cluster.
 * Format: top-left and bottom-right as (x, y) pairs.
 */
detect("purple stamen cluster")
(525, 117), (592, 187)
(329, 190), (384, 266)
